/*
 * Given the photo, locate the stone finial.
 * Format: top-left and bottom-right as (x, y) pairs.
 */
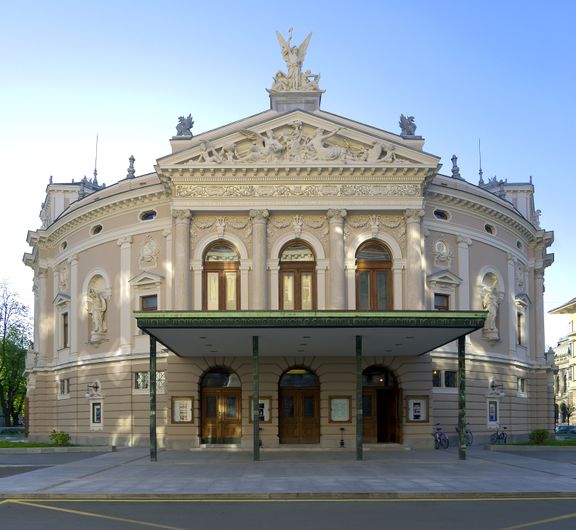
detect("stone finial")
(451, 154), (463, 179)
(127, 155), (135, 179)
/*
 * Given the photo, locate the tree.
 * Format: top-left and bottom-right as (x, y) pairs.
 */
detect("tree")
(0, 280), (30, 427)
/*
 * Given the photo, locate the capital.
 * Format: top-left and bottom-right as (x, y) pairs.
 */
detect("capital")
(457, 236), (472, 247)
(326, 209), (347, 221)
(117, 235), (133, 247)
(249, 209), (269, 222)
(172, 209), (191, 224)
(405, 209), (425, 223)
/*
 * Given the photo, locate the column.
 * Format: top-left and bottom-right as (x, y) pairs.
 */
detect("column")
(250, 209), (269, 310)
(507, 254), (517, 357)
(392, 263), (404, 310)
(456, 236), (472, 310)
(37, 267), (49, 364)
(69, 256), (79, 355)
(117, 236), (132, 354)
(534, 268), (545, 363)
(327, 209), (347, 310)
(163, 229), (173, 309)
(172, 209), (191, 310)
(406, 209), (425, 309)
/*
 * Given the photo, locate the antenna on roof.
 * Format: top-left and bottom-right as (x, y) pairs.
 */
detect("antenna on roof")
(93, 134), (99, 184)
(478, 138), (484, 185)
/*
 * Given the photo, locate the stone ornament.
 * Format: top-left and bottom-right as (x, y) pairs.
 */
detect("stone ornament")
(58, 265), (69, 292)
(272, 29), (320, 92)
(399, 114), (417, 136)
(176, 114), (194, 137)
(184, 122), (407, 166)
(139, 235), (159, 270)
(86, 276), (108, 343)
(481, 273), (503, 341)
(433, 239), (453, 268)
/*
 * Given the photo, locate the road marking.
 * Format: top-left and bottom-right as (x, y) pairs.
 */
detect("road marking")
(10, 499), (185, 530)
(7, 496), (576, 503)
(0, 499), (10, 505)
(501, 512), (576, 529)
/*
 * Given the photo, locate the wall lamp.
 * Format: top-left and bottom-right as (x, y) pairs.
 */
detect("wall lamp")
(490, 380), (504, 393)
(85, 381), (101, 399)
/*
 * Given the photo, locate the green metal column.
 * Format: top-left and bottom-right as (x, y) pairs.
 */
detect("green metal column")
(458, 335), (466, 461)
(149, 334), (157, 462)
(356, 335), (363, 461)
(252, 335), (260, 461)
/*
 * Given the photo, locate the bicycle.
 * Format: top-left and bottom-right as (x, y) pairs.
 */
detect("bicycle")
(455, 423), (474, 446)
(490, 424), (507, 444)
(433, 423), (449, 449)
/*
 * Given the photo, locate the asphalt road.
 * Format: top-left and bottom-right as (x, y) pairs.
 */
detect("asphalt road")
(1, 498), (576, 530)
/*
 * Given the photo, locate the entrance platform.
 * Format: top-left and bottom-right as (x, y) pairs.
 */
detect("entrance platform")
(0, 446), (575, 498)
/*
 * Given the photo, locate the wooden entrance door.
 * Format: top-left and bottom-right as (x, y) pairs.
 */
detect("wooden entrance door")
(279, 388), (320, 444)
(201, 388), (242, 444)
(363, 388), (401, 443)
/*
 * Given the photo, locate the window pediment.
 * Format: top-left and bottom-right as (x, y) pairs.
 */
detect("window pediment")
(129, 271), (164, 288)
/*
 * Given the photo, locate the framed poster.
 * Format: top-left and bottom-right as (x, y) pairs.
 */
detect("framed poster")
(171, 397), (193, 424)
(406, 396), (429, 422)
(329, 396), (351, 423)
(487, 399), (499, 424)
(249, 396), (271, 423)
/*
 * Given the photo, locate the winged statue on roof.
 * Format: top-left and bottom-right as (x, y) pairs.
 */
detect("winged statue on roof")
(272, 28), (320, 92)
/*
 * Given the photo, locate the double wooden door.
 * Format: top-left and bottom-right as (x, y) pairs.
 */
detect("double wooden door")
(363, 388), (401, 443)
(201, 388), (242, 444)
(279, 388), (320, 444)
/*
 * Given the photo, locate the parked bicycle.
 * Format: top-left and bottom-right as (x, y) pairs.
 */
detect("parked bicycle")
(490, 424), (508, 444)
(433, 423), (449, 449)
(455, 423), (474, 446)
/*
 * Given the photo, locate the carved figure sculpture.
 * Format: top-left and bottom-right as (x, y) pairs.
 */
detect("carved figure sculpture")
(307, 128), (347, 161)
(399, 114), (417, 136)
(139, 236), (159, 270)
(481, 277), (501, 341)
(240, 129), (285, 162)
(176, 114), (194, 137)
(87, 288), (107, 337)
(198, 141), (222, 163)
(272, 29), (319, 91)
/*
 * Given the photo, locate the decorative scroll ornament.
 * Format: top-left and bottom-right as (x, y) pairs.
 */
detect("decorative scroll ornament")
(272, 29), (320, 92)
(184, 122), (408, 165)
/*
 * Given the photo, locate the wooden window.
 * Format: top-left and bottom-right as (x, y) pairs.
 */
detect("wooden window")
(279, 242), (316, 311)
(59, 378), (70, 396)
(355, 240), (392, 310)
(140, 294), (158, 311)
(434, 293), (450, 311)
(62, 312), (69, 348)
(203, 242), (240, 310)
(516, 312), (525, 345)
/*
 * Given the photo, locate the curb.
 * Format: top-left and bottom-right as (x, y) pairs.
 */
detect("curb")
(488, 444), (576, 451)
(0, 446), (114, 454)
(1, 492), (576, 501)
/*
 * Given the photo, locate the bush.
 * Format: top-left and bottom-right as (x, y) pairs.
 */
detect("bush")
(49, 430), (71, 446)
(529, 429), (549, 444)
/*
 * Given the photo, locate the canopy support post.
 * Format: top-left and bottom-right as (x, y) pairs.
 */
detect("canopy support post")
(149, 334), (157, 462)
(252, 335), (260, 461)
(458, 335), (466, 461)
(356, 335), (363, 461)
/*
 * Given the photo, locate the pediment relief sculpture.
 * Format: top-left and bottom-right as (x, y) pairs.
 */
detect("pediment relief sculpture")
(184, 122), (412, 166)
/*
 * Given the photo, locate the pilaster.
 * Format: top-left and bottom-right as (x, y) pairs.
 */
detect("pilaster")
(507, 254), (517, 357)
(69, 256), (79, 355)
(250, 209), (269, 310)
(172, 209), (191, 309)
(456, 236), (472, 310)
(117, 236), (133, 354)
(163, 229), (173, 309)
(406, 209), (425, 309)
(326, 209), (347, 310)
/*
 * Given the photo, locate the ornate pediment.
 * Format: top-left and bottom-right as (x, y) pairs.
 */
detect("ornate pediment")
(426, 270), (462, 290)
(53, 293), (71, 306)
(171, 120), (419, 166)
(129, 271), (164, 287)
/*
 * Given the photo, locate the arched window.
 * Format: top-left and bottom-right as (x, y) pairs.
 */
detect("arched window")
(203, 242), (240, 310)
(279, 241), (316, 310)
(355, 240), (392, 310)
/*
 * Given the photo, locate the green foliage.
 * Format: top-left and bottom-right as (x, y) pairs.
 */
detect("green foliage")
(0, 280), (30, 427)
(49, 430), (71, 446)
(528, 429), (549, 444)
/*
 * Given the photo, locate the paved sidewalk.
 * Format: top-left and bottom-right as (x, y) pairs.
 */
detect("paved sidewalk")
(1, 446), (576, 498)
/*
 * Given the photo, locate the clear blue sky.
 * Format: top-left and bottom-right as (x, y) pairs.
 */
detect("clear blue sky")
(1, 1), (574, 345)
